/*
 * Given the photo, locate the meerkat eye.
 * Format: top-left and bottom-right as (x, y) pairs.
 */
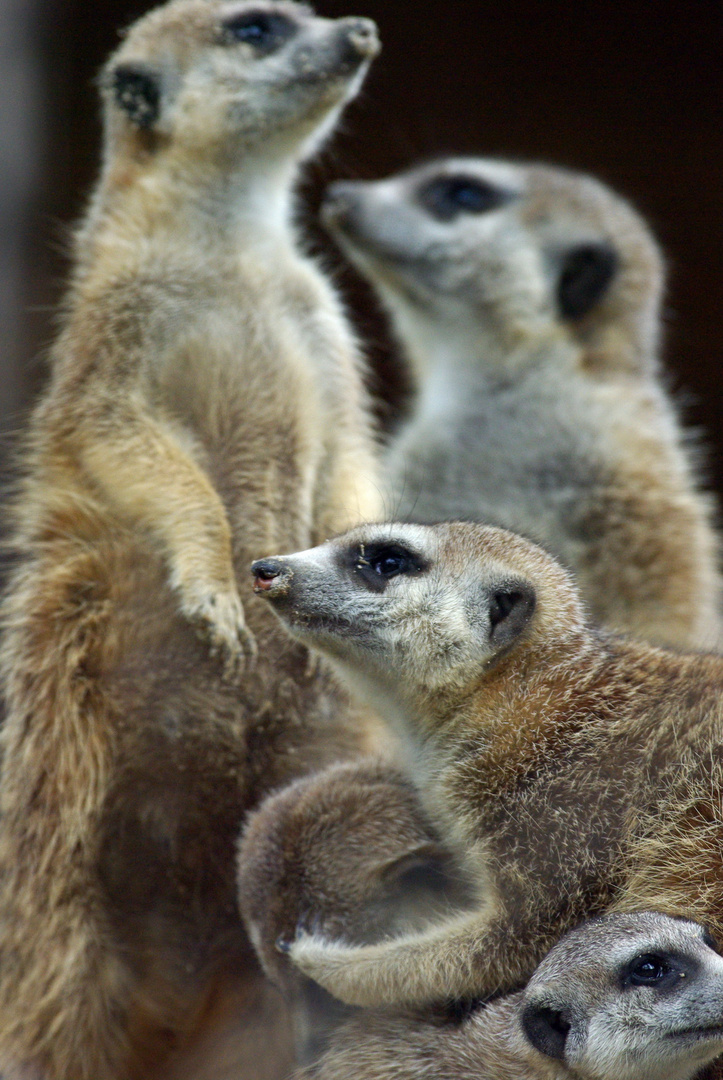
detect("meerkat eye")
(352, 542), (425, 589)
(221, 11), (295, 52)
(418, 175), (512, 222)
(623, 952), (677, 988)
(367, 545), (418, 579)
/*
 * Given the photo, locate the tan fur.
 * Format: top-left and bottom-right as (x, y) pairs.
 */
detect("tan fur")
(0, 3), (383, 1077)
(250, 521), (723, 1010)
(322, 160), (721, 649)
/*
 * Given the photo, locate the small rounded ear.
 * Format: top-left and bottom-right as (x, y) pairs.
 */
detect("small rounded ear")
(557, 242), (618, 320)
(111, 63), (162, 130)
(521, 1001), (571, 1062)
(487, 582), (536, 651)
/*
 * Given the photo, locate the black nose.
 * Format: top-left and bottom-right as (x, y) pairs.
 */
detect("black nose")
(251, 558), (292, 594)
(341, 17), (380, 60)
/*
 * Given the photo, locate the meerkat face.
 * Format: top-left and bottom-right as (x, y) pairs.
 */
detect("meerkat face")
(251, 521), (583, 717)
(321, 157), (661, 362)
(520, 913), (723, 1080)
(102, 0), (379, 165)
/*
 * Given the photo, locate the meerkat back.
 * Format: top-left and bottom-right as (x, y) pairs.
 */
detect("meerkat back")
(321, 159), (720, 650)
(0, 3), (383, 1079)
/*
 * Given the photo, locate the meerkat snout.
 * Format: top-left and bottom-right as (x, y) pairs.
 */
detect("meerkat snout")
(337, 17), (380, 63)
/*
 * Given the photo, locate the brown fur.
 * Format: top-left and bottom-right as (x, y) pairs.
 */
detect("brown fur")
(240, 766), (723, 1080)
(0, 2), (383, 1077)
(250, 521), (723, 1010)
(239, 759), (472, 1062)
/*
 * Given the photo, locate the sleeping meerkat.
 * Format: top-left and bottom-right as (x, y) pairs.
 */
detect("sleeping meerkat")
(238, 759), (472, 1062)
(294, 913), (723, 1080)
(321, 159), (721, 649)
(0, 3), (382, 1078)
(251, 521), (723, 1009)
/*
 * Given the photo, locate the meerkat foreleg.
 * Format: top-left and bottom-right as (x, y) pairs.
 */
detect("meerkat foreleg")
(289, 900), (528, 1009)
(81, 407), (255, 673)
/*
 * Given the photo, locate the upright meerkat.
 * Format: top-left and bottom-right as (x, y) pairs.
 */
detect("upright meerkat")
(251, 520), (723, 1008)
(0, 3), (383, 1078)
(296, 913), (723, 1080)
(321, 159), (721, 649)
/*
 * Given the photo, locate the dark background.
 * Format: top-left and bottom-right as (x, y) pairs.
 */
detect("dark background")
(3, 0), (722, 492)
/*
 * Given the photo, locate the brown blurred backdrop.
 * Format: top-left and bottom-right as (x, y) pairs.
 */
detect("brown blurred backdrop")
(2, 0), (722, 493)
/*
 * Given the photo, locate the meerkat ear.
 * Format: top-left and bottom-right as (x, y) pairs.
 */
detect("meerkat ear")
(486, 582), (536, 651)
(521, 1001), (571, 1062)
(111, 63), (162, 130)
(557, 242), (618, 320)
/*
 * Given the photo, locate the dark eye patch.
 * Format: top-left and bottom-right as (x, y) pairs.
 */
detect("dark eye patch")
(418, 175), (513, 222)
(348, 541), (427, 591)
(621, 952), (682, 990)
(221, 10), (295, 53)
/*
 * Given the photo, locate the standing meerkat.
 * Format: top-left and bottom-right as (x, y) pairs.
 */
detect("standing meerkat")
(0, 2), (383, 1078)
(250, 520), (723, 1008)
(295, 913), (723, 1080)
(321, 159), (721, 649)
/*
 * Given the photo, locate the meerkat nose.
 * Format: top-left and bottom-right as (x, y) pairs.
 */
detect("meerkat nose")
(251, 558), (292, 594)
(340, 17), (380, 61)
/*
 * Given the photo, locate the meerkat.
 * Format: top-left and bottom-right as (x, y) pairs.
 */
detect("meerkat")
(238, 758), (473, 1062)
(250, 520), (723, 1009)
(0, 3), (384, 1078)
(294, 912), (723, 1080)
(239, 761), (723, 1079)
(321, 159), (721, 650)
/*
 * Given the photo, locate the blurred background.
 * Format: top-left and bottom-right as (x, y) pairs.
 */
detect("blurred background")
(2, 0), (722, 491)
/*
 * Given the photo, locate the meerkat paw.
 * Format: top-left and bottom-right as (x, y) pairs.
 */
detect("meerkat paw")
(181, 586), (257, 677)
(290, 933), (403, 1008)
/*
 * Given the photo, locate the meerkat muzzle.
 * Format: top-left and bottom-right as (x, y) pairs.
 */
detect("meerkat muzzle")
(342, 18), (380, 61)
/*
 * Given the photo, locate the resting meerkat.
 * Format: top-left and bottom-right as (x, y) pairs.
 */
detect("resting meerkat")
(238, 759), (473, 1062)
(321, 159), (721, 649)
(239, 767), (723, 1080)
(296, 913), (723, 1080)
(0, 3), (383, 1078)
(251, 520), (723, 1008)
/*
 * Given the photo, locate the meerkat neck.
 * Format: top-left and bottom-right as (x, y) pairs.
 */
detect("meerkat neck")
(77, 152), (299, 271)
(393, 307), (566, 392)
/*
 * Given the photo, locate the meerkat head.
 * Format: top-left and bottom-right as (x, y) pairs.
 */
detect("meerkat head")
(251, 521), (586, 723)
(321, 158), (662, 373)
(100, 1), (379, 178)
(520, 912), (723, 1080)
